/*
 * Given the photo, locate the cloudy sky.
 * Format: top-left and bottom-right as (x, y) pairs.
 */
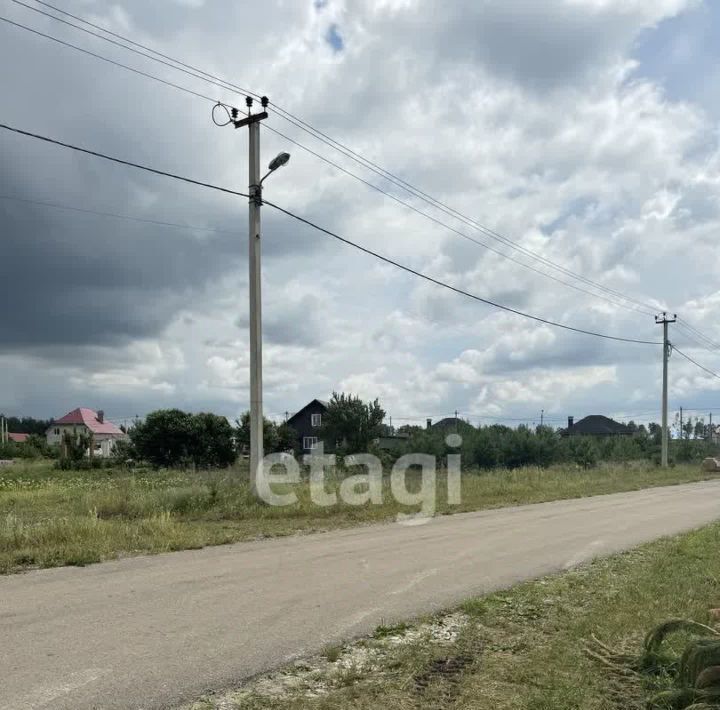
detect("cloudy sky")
(1, 0), (720, 429)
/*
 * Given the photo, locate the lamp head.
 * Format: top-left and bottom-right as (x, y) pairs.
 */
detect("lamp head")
(268, 152), (291, 172)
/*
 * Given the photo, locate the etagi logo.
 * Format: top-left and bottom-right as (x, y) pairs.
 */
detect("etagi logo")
(256, 434), (463, 524)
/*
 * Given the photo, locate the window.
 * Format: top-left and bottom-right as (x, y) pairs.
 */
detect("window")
(311, 413), (322, 427)
(54, 428), (60, 435)
(303, 436), (319, 450)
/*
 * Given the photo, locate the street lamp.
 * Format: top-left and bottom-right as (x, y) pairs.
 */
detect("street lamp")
(264, 152), (291, 180)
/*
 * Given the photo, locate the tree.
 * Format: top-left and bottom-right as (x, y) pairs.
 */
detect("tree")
(276, 422), (298, 452)
(683, 417), (694, 441)
(320, 392), (386, 454)
(61, 430), (92, 463)
(694, 418), (706, 440)
(131, 409), (236, 469)
(235, 412), (297, 454)
(189, 412), (236, 468)
(648, 422), (662, 445)
(567, 436), (598, 469)
(131, 409), (193, 468)
(0, 414), (52, 436)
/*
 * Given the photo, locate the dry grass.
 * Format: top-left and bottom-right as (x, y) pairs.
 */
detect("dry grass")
(0, 459), (714, 574)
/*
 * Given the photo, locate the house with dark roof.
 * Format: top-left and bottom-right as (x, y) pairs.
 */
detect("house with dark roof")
(429, 417), (475, 434)
(563, 415), (632, 437)
(46, 408), (128, 457)
(286, 399), (329, 454)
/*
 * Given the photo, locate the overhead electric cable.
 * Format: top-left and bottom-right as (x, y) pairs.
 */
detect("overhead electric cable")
(676, 318), (720, 351)
(3, 2), (659, 316)
(261, 199), (661, 345)
(0, 122), (248, 198)
(0, 121), (659, 346)
(0, 194), (235, 233)
(675, 324), (720, 353)
(672, 347), (720, 380)
(0, 15), (217, 103)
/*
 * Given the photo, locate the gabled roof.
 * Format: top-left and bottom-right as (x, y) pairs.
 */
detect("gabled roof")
(51, 408), (124, 435)
(8, 433), (29, 443)
(569, 415), (630, 436)
(287, 399), (329, 424)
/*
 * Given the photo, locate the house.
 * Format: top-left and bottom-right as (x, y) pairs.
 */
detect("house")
(8, 433), (29, 444)
(563, 415), (632, 437)
(430, 417), (475, 435)
(286, 399), (328, 453)
(46, 408), (127, 458)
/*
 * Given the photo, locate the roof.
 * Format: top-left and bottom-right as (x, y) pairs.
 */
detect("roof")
(8, 433), (29, 443)
(287, 399), (329, 424)
(431, 417), (474, 432)
(51, 408), (124, 435)
(568, 415), (631, 436)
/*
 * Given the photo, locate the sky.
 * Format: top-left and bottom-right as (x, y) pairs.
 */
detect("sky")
(1, 0), (720, 430)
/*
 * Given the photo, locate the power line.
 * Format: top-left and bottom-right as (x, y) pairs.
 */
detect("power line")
(3, 2), (659, 317)
(0, 15), (218, 104)
(676, 318), (720, 351)
(0, 194), (235, 234)
(678, 318), (720, 347)
(674, 323), (709, 349)
(679, 407), (720, 412)
(20, 0), (260, 98)
(262, 199), (660, 345)
(0, 122), (248, 199)
(0, 121), (660, 346)
(259, 124), (655, 314)
(263, 110), (657, 315)
(672, 346), (720, 381)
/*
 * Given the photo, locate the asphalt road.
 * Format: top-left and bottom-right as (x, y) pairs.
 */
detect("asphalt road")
(3, 480), (720, 709)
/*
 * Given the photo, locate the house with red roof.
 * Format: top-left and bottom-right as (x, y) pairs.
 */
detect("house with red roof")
(46, 408), (128, 458)
(8, 432), (29, 444)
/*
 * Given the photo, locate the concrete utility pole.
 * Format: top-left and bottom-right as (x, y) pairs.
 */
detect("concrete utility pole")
(218, 96), (290, 497)
(655, 312), (676, 467)
(540, 409), (544, 427)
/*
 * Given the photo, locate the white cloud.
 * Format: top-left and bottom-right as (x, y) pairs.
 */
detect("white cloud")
(1, 0), (719, 425)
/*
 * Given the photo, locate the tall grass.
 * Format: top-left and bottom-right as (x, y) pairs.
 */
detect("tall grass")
(0, 459), (714, 574)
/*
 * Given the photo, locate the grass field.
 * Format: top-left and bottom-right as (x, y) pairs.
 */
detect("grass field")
(188, 522), (720, 710)
(0, 459), (715, 574)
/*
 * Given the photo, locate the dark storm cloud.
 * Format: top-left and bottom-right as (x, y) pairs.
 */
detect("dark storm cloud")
(0, 11), (318, 351)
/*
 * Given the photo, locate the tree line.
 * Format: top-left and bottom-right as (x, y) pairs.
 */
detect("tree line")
(2, 397), (717, 469)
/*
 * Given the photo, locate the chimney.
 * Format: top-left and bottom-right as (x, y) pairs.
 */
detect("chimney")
(426, 418), (432, 429)
(97, 410), (104, 423)
(568, 416), (574, 430)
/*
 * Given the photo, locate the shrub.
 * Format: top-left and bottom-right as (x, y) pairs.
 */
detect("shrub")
(131, 409), (236, 469)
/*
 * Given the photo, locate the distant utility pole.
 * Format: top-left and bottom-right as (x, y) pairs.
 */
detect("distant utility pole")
(216, 96), (291, 497)
(540, 409), (544, 427)
(710, 412), (713, 442)
(655, 312), (677, 467)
